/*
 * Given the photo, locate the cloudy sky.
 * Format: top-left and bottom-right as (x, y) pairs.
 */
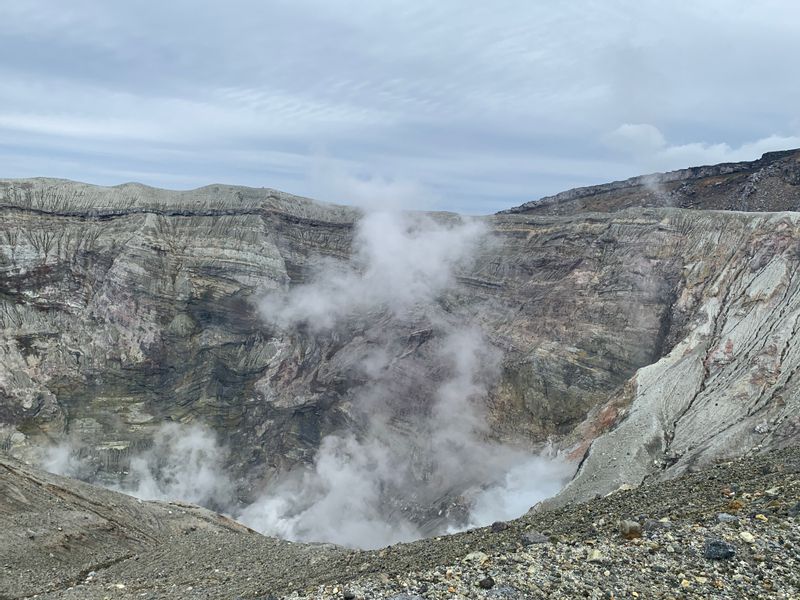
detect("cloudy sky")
(1, 1), (799, 213)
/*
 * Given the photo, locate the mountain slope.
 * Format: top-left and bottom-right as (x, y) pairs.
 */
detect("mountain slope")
(0, 453), (347, 598)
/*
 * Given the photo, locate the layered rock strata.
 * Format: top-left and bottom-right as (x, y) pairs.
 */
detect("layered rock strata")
(0, 149), (799, 514)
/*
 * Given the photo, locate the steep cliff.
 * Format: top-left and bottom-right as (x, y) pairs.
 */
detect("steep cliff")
(1, 149), (800, 523)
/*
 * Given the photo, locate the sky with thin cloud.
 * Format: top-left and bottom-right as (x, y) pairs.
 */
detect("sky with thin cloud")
(1, 1), (799, 213)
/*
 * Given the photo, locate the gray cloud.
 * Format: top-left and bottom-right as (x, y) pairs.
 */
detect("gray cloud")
(1, 1), (799, 212)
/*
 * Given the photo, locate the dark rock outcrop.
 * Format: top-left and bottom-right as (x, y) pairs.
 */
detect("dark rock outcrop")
(503, 148), (800, 215)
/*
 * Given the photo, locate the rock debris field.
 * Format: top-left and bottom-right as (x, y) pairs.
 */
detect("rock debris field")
(2, 447), (798, 599)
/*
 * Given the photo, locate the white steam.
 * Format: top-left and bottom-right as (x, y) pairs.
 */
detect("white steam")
(466, 451), (569, 527)
(116, 423), (233, 509)
(239, 434), (420, 547)
(260, 211), (486, 330)
(42, 442), (92, 480)
(243, 210), (570, 547)
(40, 210), (571, 549)
(42, 424), (232, 510)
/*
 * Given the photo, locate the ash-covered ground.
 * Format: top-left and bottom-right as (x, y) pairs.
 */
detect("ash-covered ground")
(2, 446), (798, 599)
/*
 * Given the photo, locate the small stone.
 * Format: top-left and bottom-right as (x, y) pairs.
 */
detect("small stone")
(343, 590), (356, 600)
(727, 499), (745, 511)
(587, 549), (604, 563)
(463, 551), (489, 565)
(479, 576), (496, 590)
(520, 530), (549, 545)
(704, 538), (736, 560)
(486, 586), (524, 599)
(619, 519), (642, 539)
(642, 519), (663, 531)
(491, 521), (509, 533)
(755, 514), (768, 522)
(717, 513), (738, 523)
(739, 531), (755, 544)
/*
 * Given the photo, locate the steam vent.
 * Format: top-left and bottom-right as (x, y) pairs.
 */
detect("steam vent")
(3, 3), (800, 597)
(2, 151), (800, 597)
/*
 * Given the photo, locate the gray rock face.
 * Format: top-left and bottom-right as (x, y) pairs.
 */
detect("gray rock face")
(551, 209), (800, 506)
(1, 149), (800, 519)
(0, 181), (671, 489)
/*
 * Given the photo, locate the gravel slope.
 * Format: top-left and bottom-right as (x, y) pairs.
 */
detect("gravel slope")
(2, 446), (799, 599)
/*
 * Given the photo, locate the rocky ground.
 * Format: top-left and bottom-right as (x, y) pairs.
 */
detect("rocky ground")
(2, 446), (799, 599)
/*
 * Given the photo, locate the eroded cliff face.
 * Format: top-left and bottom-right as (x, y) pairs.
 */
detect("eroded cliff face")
(550, 210), (800, 505)
(1, 149), (800, 518)
(0, 181), (360, 492)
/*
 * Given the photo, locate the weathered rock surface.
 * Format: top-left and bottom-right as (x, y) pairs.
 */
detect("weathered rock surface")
(1, 148), (800, 520)
(550, 208), (800, 506)
(0, 180), (361, 494)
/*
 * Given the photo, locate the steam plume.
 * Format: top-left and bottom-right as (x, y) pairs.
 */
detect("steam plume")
(117, 423), (233, 510)
(40, 210), (570, 549)
(242, 210), (570, 547)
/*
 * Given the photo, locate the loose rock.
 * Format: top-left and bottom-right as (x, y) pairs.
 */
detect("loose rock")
(478, 576), (496, 589)
(521, 530), (549, 545)
(739, 531), (755, 544)
(704, 538), (736, 560)
(619, 520), (642, 539)
(491, 521), (509, 533)
(587, 549), (605, 563)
